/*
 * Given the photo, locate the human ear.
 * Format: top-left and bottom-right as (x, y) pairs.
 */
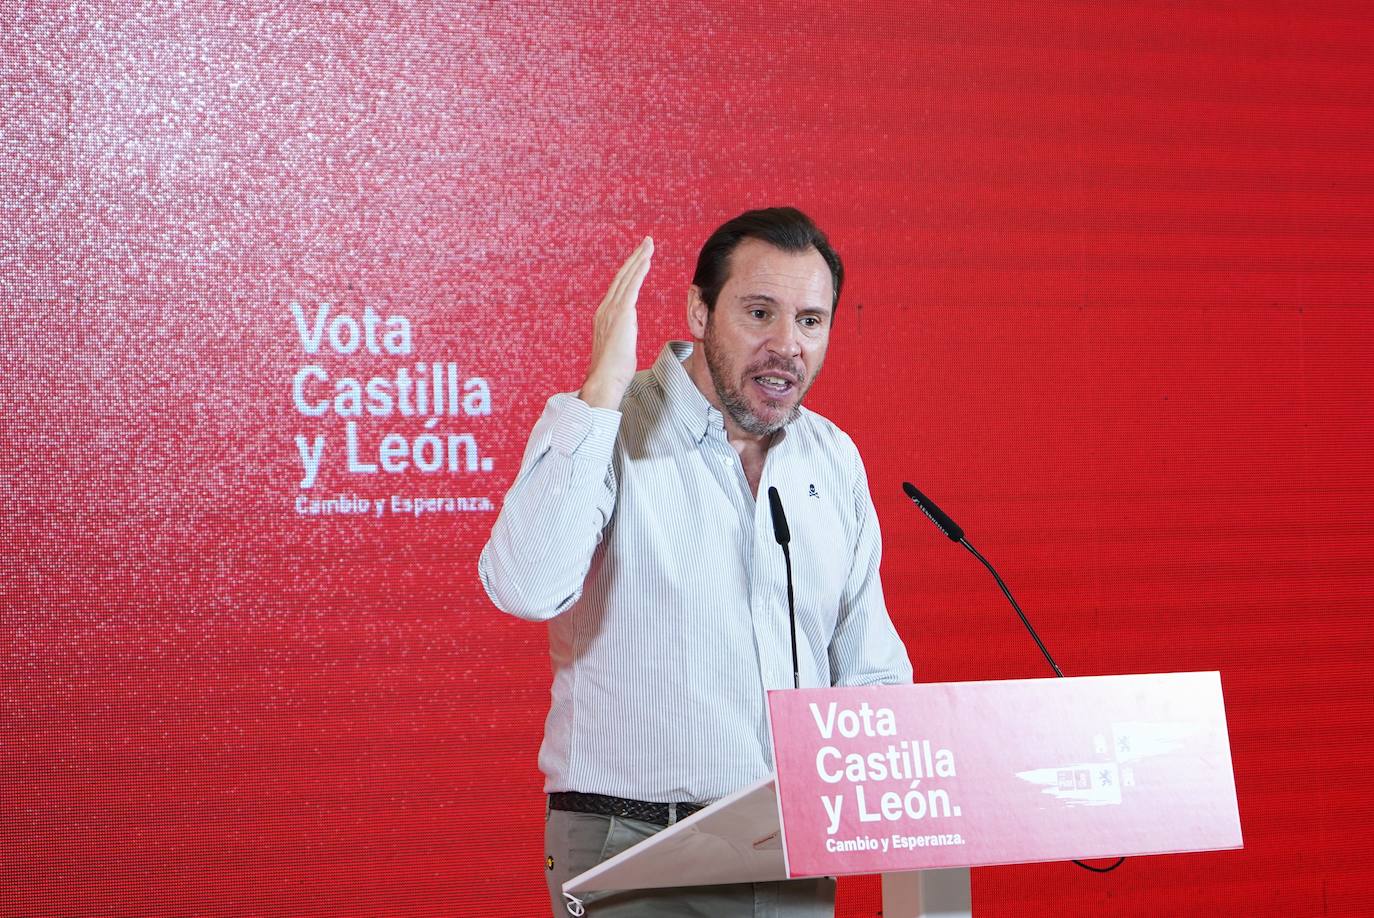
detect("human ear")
(687, 285), (709, 339)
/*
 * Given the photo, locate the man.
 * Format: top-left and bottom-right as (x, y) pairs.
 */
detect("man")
(479, 207), (912, 916)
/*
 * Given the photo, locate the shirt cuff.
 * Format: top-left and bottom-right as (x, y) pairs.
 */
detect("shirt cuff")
(548, 392), (622, 459)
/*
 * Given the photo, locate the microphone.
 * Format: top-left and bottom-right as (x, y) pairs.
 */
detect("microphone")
(767, 486), (800, 689)
(899, 481), (1128, 874)
(902, 482), (963, 542)
(768, 485), (791, 545)
(900, 482), (1063, 678)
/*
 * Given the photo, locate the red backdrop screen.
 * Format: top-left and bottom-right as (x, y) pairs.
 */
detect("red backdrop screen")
(4, 2), (1372, 915)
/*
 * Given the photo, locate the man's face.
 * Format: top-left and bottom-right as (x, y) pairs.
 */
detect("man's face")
(689, 238), (834, 438)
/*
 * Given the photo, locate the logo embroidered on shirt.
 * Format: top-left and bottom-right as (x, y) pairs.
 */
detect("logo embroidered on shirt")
(808, 484), (819, 498)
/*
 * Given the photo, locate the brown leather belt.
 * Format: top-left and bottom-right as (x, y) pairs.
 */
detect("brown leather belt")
(549, 791), (706, 826)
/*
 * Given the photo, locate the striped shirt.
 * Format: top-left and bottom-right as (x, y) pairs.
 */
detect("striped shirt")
(478, 341), (912, 804)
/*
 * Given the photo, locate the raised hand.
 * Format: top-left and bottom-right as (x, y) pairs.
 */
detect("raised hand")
(579, 236), (653, 409)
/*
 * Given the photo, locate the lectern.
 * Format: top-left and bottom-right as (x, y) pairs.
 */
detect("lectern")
(562, 672), (1242, 916)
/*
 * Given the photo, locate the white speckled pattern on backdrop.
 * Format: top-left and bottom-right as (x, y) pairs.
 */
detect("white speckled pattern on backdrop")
(4, 2), (1373, 915)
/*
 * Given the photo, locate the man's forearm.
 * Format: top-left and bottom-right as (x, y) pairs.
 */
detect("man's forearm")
(478, 394), (620, 621)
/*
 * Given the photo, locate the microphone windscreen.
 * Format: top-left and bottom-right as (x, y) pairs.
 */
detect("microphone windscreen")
(767, 486), (791, 546)
(902, 482), (965, 543)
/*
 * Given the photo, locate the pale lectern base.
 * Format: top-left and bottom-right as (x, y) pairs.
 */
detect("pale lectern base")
(562, 776), (971, 918)
(882, 868), (972, 918)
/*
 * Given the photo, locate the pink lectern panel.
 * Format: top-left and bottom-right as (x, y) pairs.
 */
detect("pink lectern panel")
(767, 672), (1241, 878)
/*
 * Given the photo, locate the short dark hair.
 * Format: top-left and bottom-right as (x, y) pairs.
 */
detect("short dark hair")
(692, 207), (844, 311)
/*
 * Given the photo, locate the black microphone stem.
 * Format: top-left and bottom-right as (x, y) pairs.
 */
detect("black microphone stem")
(958, 538), (1064, 678)
(958, 536), (1119, 871)
(782, 542), (800, 689)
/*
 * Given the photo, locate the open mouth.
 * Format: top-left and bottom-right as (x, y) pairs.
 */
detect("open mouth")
(752, 373), (797, 400)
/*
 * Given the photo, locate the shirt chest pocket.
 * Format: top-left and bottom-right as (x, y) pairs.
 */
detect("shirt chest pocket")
(787, 493), (853, 637)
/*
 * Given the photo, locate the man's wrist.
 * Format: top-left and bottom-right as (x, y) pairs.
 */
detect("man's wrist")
(548, 392), (621, 458)
(578, 376), (629, 410)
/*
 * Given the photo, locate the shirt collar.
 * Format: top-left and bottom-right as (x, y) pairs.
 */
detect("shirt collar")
(652, 341), (726, 443)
